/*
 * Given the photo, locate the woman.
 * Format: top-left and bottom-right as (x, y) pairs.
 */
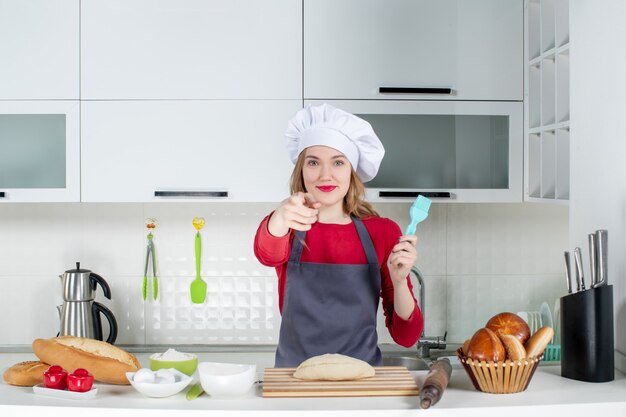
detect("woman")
(254, 103), (423, 367)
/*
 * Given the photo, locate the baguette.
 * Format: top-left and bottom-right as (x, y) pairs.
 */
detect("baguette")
(3, 361), (49, 386)
(32, 336), (140, 385)
(524, 326), (554, 358)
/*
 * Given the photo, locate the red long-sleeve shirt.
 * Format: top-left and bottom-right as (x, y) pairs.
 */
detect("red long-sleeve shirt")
(253, 213), (423, 348)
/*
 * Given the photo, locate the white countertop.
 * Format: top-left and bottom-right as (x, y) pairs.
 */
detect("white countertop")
(2, 352), (626, 417)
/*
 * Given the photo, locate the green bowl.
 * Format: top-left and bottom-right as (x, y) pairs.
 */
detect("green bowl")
(150, 354), (198, 376)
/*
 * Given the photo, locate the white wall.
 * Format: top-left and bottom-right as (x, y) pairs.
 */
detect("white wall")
(0, 202), (568, 348)
(570, 0), (626, 373)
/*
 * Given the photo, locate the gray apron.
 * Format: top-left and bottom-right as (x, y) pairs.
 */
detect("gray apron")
(275, 216), (382, 367)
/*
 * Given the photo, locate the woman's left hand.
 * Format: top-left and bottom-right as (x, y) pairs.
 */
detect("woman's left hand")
(387, 235), (418, 285)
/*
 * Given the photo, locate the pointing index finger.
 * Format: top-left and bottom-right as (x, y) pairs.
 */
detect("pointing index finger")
(303, 193), (321, 209)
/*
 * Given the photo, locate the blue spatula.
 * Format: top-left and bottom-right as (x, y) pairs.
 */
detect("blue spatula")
(404, 195), (432, 235)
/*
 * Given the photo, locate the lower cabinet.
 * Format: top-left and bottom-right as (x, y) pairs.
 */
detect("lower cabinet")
(81, 100), (301, 202)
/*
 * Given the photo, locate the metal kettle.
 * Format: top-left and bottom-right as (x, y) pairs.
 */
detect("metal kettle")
(57, 262), (118, 344)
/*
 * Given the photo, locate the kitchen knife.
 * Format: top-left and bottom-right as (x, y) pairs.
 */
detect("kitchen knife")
(595, 229), (608, 287)
(573, 247), (586, 291)
(563, 251), (573, 294)
(588, 233), (598, 287)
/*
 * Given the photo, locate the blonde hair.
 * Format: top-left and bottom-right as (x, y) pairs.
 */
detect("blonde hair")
(289, 152), (380, 219)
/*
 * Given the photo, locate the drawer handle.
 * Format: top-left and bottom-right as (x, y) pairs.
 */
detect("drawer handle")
(154, 190), (228, 198)
(378, 191), (451, 198)
(379, 87), (452, 95)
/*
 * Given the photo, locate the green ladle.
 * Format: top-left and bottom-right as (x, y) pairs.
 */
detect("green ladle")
(190, 217), (207, 304)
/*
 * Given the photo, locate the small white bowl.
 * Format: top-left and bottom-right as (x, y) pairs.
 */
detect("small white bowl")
(198, 362), (257, 398)
(150, 350), (198, 376)
(126, 368), (192, 398)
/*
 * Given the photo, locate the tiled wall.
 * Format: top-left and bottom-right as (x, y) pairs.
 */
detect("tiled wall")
(0, 202), (568, 347)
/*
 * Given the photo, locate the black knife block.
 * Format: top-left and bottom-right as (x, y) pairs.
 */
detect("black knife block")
(560, 285), (614, 382)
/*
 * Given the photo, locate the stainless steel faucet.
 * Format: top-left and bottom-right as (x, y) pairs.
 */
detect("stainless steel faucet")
(410, 267), (447, 358)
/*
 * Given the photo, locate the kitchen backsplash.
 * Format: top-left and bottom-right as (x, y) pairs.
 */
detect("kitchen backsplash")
(0, 202), (568, 347)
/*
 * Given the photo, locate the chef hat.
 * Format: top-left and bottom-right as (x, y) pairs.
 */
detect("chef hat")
(285, 103), (385, 183)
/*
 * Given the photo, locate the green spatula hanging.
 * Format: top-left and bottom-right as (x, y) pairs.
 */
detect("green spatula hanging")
(190, 217), (207, 304)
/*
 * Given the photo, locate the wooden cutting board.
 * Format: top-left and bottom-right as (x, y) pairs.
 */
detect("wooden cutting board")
(262, 366), (419, 398)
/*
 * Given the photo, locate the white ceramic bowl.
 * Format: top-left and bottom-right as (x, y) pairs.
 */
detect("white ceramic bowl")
(126, 368), (192, 398)
(149, 350), (198, 376)
(198, 362), (257, 398)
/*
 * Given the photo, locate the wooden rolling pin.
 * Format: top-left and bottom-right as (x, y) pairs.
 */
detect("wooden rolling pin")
(420, 358), (452, 409)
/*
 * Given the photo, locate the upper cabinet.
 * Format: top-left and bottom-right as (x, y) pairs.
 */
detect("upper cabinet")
(0, 0), (79, 99)
(524, 0), (570, 203)
(304, 0), (523, 101)
(1, 1), (529, 203)
(0, 101), (80, 202)
(81, 100), (299, 203)
(81, 0), (301, 100)
(309, 100), (523, 203)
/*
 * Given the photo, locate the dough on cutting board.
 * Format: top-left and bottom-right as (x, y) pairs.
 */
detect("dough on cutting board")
(293, 353), (375, 381)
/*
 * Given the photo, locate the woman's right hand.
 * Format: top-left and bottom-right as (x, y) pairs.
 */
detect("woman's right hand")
(268, 192), (321, 236)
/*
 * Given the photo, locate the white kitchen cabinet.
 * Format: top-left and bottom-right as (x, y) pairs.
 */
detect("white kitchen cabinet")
(81, 0), (301, 100)
(0, 101), (80, 202)
(524, 0), (569, 203)
(81, 100), (300, 202)
(0, 0), (79, 99)
(308, 100), (523, 203)
(304, 0), (523, 101)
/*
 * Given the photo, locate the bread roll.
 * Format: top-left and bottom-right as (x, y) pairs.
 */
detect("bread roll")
(499, 334), (527, 360)
(2, 361), (49, 386)
(32, 336), (140, 385)
(293, 353), (375, 381)
(486, 312), (531, 344)
(462, 339), (471, 355)
(466, 328), (506, 362)
(525, 326), (554, 358)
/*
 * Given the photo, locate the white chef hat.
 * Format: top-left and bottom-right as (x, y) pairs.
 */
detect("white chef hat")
(284, 103), (385, 183)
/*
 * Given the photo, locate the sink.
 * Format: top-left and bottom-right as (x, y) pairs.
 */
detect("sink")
(429, 348), (462, 360)
(381, 356), (431, 371)
(380, 344), (463, 371)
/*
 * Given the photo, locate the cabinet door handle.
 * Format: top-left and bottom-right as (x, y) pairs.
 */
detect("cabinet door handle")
(378, 191), (452, 198)
(0, 191), (5, 198)
(379, 87), (452, 95)
(154, 190), (229, 198)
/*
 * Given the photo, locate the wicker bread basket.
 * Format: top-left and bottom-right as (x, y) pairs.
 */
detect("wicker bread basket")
(456, 348), (542, 394)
